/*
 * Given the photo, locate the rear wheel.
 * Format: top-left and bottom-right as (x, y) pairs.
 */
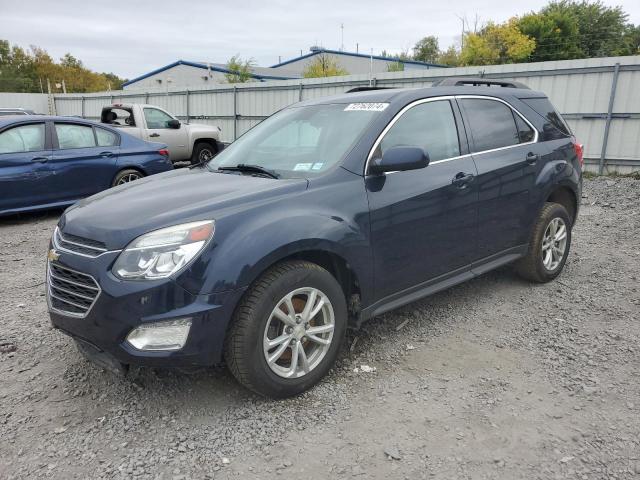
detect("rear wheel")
(516, 202), (572, 283)
(112, 169), (144, 187)
(191, 142), (217, 165)
(224, 261), (347, 398)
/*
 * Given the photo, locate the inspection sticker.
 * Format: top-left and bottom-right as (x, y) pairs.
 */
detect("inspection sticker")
(344, 103), (389, 112)
(293, 163), (313, 171)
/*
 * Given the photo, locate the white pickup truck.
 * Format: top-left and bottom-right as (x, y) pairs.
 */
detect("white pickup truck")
(101, 104), (223, 164)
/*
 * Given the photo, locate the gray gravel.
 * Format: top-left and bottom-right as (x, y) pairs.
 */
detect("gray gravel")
(1, 176), (639, 480)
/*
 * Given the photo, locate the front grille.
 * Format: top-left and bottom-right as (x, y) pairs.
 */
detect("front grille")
(54, 227), (107, 257)
(47, 263), (100, 317)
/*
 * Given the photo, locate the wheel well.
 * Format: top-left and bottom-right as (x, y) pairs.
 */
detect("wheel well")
(546, 187), (577, 223)
(273, 250), (361, 316)
(194, 138), (218, 151)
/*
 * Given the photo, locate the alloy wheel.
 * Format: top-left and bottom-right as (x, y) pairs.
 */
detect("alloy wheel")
(263, 287), (335, 379)
(117, 173), (141, 185)
(541, 217), (567, 271)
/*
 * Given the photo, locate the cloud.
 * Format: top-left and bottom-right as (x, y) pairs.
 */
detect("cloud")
(2, 0), (638, 78)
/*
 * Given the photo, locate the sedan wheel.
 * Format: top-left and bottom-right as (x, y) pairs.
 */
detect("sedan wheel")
(263, 287), (335, 379)
(117, 172), (142, 185)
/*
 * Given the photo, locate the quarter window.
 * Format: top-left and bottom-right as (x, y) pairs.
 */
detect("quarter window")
(0, 124), (45, 154)
(143, 108), (174, 129)
(55, 124), (96, 149)
(514, 114), (535, 143)
(95, 127), (118, 147)
(376, 100), (460, 162)
(461, 99), (523, 152)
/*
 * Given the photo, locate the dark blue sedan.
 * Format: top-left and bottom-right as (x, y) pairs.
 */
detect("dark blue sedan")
(0, 115), (173, 216)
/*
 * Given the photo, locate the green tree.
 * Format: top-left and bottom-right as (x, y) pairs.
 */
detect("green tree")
(387, 61), (404, 72)
(460, 20), (536, 66)
(517, 11), (582, 61)
(413, 36), (439, 63)
(436, 46), (461, 66)
(542, 1), (630, 57)
(622, 25), (640, 55)
(302, 53), (348, 78)
(224, 55), (255, 83)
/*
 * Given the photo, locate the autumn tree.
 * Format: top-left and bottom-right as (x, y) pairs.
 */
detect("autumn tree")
(302, 53), (348, 78)
(0, 40), (125, 93)
(460, 20), (536, 65)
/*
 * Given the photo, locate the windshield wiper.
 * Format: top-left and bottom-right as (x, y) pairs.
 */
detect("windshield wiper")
(218, 164), (280, 179)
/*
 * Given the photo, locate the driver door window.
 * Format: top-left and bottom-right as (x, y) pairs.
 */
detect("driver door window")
(143, 108), (174, 129)
(376, 100), (460, 163)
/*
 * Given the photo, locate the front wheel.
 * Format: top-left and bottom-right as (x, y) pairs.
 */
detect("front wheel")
(516, 202), (572, 283)
(224, 261), (347, 398)
(191, 142), (217, 165)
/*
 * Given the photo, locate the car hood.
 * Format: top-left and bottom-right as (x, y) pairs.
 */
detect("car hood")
(59, 168), (308, 249)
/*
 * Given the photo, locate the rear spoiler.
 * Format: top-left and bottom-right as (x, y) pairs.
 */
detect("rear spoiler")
(431, 77), (530, 89)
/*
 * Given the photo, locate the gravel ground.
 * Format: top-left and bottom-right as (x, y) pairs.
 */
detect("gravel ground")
(1, 176), (639, 480)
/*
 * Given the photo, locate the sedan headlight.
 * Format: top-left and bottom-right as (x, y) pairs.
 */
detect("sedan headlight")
(113, 220), (214, 280)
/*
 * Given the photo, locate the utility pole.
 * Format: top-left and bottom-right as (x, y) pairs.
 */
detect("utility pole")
(61, 79), (67, 94)
(340, 23), (344, 51)
(356, 43), (359, 54)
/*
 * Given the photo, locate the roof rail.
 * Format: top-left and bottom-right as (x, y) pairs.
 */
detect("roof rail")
(431, 77), (530, 89)
(346, 87), (393, 93)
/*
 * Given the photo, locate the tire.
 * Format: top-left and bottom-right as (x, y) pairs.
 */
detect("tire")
(191, 142), (217, 165)
(112, 169), (144, 187)
(516, 202), (572, 283)
(224, 260), (347, 398)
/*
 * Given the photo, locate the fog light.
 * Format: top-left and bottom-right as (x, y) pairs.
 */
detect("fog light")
(126, 318), (192, 351)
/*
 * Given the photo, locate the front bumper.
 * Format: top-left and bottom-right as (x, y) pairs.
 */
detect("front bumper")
(47, 248), (246, 369)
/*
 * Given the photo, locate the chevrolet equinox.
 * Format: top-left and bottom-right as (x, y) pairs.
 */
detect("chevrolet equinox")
(47, 79), (583, 398)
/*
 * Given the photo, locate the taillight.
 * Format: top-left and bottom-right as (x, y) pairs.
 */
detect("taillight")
(158, 149), (169, 157)
(572, 137), (584, 169)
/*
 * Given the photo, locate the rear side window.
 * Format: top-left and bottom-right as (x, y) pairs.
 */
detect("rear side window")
(55, 124), (96, 149)
(0, 124), (45, 154)
(377, 100), (460, 162)
(460, 99), (521, 152)
(520, 97), (571, 137)
(95, 127), (118, 147)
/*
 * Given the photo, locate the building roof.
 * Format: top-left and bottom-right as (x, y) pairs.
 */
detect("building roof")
(122, 60), (300, 88)
(270, 48), (446, 69)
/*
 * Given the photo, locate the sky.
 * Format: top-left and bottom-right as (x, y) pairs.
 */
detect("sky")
(2, 0), (639, 80)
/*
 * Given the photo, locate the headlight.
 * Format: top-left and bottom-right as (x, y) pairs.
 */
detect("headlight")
(113, 220), (214, 280)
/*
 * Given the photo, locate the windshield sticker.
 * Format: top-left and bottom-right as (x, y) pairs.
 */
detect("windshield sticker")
(293, 163), (313, 171)
(344, 103), (389, 112)
(311, 163), (324, 170)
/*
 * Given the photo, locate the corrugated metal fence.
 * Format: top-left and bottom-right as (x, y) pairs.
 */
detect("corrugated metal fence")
(6, 55), (640, 173)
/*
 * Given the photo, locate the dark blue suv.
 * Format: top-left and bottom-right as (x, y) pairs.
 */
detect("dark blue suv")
(47, 79), (582, 398)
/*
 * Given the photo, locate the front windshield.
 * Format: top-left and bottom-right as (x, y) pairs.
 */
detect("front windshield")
(207, 103), (385, 178)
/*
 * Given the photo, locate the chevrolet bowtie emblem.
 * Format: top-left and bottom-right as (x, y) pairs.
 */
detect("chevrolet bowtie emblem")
(47, 249), (60, 262)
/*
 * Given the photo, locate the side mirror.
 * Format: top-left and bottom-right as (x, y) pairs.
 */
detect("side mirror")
(370, 146), (429, 174)
(167, 119), (181, 129)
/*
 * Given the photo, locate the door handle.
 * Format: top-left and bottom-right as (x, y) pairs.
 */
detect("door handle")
(526, 152), (540, 164)
(100, 151), (115, 158)
(149, 133), (160, 138)
(31, 156), (48, 163)
(452, 172), (474, 188)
